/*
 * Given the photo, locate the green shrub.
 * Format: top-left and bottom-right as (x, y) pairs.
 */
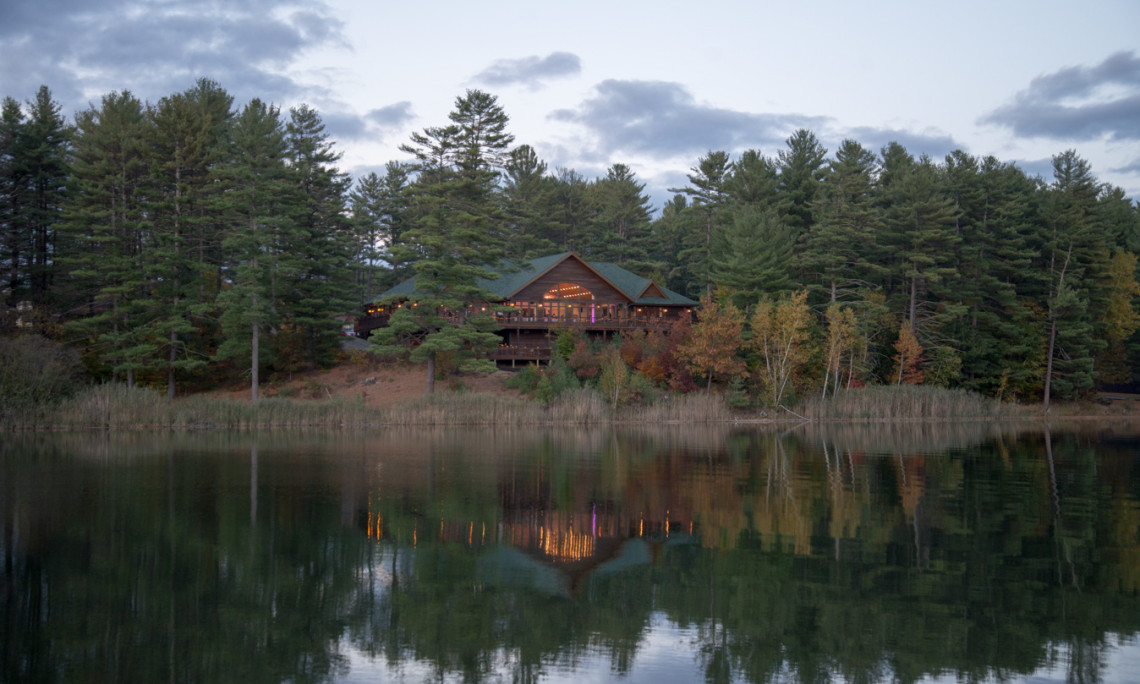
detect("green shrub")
(505, 364), (542, 394)
(535, 373), (554, 404)
(0, 334), (84, 409)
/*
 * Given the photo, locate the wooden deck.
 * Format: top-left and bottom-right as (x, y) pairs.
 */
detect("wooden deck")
(354, 308), (689, 363)
(490, 345), (551, 364)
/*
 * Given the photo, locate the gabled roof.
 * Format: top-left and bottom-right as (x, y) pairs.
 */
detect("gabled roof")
(373, 252), (697, 307)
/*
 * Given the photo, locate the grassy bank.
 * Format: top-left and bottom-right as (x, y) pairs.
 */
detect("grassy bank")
(2, 383), (376, 430)
(798, 385), (1022, 421)
(2, 380), (1123, 431)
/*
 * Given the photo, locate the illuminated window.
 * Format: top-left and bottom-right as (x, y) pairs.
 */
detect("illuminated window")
(543, 283), (593, 300)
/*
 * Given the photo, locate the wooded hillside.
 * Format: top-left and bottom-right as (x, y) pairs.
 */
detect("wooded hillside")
(2, 82), (1138, 404)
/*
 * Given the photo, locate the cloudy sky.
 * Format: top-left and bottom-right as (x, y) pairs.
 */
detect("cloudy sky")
(4, 0), (1139, 210)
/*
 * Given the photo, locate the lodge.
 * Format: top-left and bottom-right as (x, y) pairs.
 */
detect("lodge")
(355, 252), (698, 363)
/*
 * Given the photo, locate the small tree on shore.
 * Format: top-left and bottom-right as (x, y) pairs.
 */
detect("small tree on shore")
(892, 321), (924, 385)
(822, 302), (859, 397)
(750, 289), (813, 406)
(676, 294), (745, 395)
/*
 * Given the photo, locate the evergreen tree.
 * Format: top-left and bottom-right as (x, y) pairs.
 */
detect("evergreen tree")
(1041, 150), (1110, 406)
(500, 144), (559, 259)
(279, 104), (353, 372)
(349, 162), (413, 303)
(138, 81), (232, 397)
(711, 205), (794, 308)
(348, 170), (385, 308)
(799, 139), (884, 303)
(59, 91), (151, 384)
(0, 97), (27, 309)
(375, 89), (514, 393)
(583, 163), (654, 271)
(776, 129), (827, 235)
(214, 98), (291, 400)
(669, 150), (731, 296)
(550, 167), (590, 252)
(878, 153), (961, 334)
(652, 195), (701, 296)
(0, 86), (70, 310)
(724, 149), (779, 208)
(943, 154), (1042, 397)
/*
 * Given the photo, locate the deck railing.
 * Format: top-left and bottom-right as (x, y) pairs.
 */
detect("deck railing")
(357, 309), (685, 336)
(489, 345), (551, 362)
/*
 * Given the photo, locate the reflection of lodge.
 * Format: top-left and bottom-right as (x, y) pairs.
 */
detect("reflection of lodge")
(356, 252), (697, 362)
(365, 503), (694, 594)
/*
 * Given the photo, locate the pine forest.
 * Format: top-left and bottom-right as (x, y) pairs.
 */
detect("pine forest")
(3, 81), (1139, 408)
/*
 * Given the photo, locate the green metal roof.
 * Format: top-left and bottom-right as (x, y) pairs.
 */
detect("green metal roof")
(373, 252), (697, 307)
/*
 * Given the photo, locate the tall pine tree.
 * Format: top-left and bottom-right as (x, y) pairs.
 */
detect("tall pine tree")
(59, 91), (151, 384)
(214, 98), (291, 399)
(374, 89), (513, 393)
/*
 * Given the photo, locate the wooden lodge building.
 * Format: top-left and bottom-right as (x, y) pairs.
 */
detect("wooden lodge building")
(355, 252), (698, 363)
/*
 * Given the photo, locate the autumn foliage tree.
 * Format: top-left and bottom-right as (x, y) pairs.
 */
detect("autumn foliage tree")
(750, 290), (813, 406)
(676, 294), (745, 394)
(822, 302), (859, 397)
(892, 321), (924, 385)
(1099, 249), (1140, 382)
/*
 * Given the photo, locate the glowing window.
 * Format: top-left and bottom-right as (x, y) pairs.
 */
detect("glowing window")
(543, 283), (593, 300)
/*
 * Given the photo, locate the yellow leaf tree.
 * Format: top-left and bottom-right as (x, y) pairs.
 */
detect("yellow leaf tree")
(750, 290), (814, 406)
(822, 302), (859, 398)
(1099, 249), (1140, 382)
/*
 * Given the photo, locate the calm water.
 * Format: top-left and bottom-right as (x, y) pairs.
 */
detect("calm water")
(3, 422), (1140, 683)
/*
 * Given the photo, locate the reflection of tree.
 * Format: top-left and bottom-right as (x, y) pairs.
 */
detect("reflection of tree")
(1, 437), (369, 682)
(3, 426), (1139, 683)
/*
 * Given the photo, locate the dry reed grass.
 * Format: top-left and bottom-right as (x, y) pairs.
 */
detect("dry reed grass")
(618, 393), (732, 423)
(4, 381), (1032, 431)
(798, 385), (1018, 421)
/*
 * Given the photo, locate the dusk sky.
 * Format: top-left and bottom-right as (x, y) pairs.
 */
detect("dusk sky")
(3, 0), (1138, 210)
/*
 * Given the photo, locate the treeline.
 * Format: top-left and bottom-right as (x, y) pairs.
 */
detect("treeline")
(2, 82), (1139, 402)
(1, 81), (353, 397)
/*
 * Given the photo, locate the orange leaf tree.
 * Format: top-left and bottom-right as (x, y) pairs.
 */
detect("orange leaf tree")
(892, 321), (924, 385)
(676, 294), (745, 394)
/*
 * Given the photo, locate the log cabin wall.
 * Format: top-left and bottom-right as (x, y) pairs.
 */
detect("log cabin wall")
(510, 258), (631, 306)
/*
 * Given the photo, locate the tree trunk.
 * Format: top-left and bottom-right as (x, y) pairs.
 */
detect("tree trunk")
(1044, 318), (1057, 413)
(168, 328), (177, 400)
(251, 318), (260, 402)
(909, 277), (918, 332)
(425, 350), (436, 395)
(1043, 243), (1072, 413)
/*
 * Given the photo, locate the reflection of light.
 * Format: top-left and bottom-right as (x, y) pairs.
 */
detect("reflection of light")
(540, 526), (595, 563)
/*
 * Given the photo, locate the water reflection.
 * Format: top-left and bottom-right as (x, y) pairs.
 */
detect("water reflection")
(2, 423), (1139, 683)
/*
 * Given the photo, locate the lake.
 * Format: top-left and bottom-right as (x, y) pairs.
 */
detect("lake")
(2, 422), (1139, 683)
